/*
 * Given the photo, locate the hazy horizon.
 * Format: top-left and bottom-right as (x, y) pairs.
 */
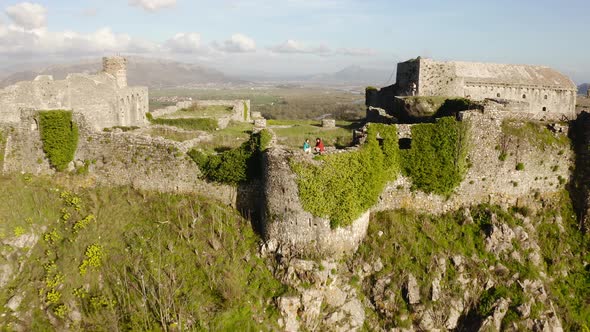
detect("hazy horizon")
(0, 0), (588, 83)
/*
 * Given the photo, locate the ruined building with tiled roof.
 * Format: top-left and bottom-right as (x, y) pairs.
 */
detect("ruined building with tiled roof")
(367, 57), (577, 121)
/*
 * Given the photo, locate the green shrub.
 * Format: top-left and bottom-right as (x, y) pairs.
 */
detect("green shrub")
(258, 129), (272, 151)
(187, 149), (209, 169)
(477, 284), (524, 323)
(365, 86), (378, 91)
(39, 110), (79, 171)
(188, 130), (270, 184)
(291, 123), (399, 228)
(79, 243), (104, 276)
(516, 162), (525, 171)
(401, 117), (469, 196)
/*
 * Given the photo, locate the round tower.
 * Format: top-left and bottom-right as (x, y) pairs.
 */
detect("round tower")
(102, 56), (127, 88)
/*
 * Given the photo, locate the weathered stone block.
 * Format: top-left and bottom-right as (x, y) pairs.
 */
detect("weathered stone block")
(254, 118), (267, 128)
(321, 119), (336, 128)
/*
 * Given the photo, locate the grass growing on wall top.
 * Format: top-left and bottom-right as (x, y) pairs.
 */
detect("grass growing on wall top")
(501, 120), (570, 151)
(243, 101), (249, 121)
(161, 105), (234, 119)
(146, 112), (218, 131)
(291, 123), (399, 228)
(401, 116), (469, 196)
(39, 110), (79, 171)
(267, 119), (359, 149)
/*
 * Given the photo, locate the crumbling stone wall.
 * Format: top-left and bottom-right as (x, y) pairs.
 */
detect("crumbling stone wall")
(395, 58), (421, 96)
(262, 109), (573, 258)
(1, 110), (236, 206)
(376, 110), (572, 214)
(262, 147), (370, 257)
(102, 56), (128, 88)
(195, 100), (251, 122)
(0, 57), (148, 131)
(151, 99), (252, 129)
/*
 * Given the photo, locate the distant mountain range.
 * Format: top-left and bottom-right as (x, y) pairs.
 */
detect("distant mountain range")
(578, 83), (589, 95)
(0, 57), (239, 89)
(0, 58), (391, 88)
(305, 65), (391, 86)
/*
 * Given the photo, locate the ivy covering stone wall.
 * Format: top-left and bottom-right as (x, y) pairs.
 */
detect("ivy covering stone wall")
(39, 110), (79, 171)
(188, 129), (272, 185)
(291, 124), (400, 228)
(291, 117), (469, 228)
(401, 117), (469, 196)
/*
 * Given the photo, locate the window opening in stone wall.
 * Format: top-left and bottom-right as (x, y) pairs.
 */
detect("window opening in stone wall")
(496, 93), (501, 98)
(542, 107), (547, 112)
(544, 95), (548, 100)
(399, 138), (412, 150)
(522, 94), (526, 99)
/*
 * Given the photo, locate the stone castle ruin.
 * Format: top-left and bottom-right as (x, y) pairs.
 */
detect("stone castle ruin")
(0, 54), (586, 260)
(151, 99), (251, 129)
(367, 57), (577, 121)
(0, 56), (148, 131)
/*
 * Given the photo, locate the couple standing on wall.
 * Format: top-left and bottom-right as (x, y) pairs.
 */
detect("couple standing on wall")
(303, 138), (325, 154)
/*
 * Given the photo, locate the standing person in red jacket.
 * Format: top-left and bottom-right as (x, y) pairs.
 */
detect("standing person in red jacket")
(314, 137), (325, 154)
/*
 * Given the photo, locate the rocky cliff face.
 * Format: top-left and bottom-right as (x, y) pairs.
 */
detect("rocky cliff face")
(266, 197), (586, 331)
(261, 110), (588, 331)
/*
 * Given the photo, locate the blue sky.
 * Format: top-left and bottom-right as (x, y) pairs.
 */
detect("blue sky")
(0, 0), (588, 82)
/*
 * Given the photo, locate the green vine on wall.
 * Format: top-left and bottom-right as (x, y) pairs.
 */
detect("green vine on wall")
(39, 110), (79, 171)
(291, 124), (400, 228)
(243, 102), (249, 121)
(401, 117), (469, 196)
(188, 129), (272, 185)
(291, 117), (469, 228)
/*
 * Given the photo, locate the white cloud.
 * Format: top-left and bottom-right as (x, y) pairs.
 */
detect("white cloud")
(270, 40), (331, 55)
(213, 33), (256, 53)
(5, 2), (47, 30)
(270, 39), (306, 53)
(336, 48), (377, 57)
(129, 0), (176, 12)
(0, 25), (157, 55)
(164, 32), (205, 53)
(269, 40), (376, 57)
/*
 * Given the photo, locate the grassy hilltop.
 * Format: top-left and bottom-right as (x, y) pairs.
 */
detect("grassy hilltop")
(0, 175), (285, 330)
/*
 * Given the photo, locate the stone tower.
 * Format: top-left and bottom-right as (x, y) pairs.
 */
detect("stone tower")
(102, 56), (127, 88)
